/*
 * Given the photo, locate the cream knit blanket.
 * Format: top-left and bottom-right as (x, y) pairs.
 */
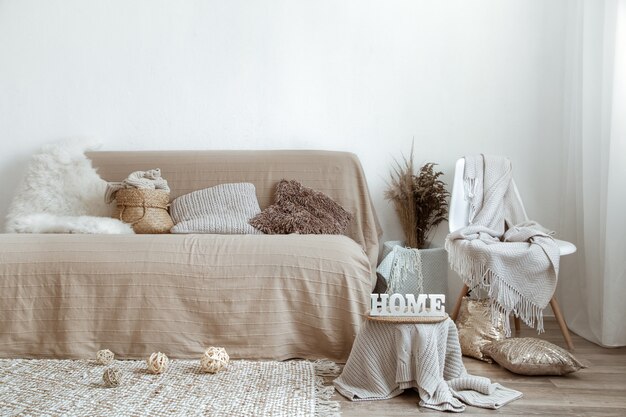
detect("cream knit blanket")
(445, 155), (560, 335)
(334, 319), (522, 412)
(104, 168), (170, 203)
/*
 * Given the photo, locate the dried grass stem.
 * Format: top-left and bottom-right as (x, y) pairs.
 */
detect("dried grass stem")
(385, 146), (449, 249)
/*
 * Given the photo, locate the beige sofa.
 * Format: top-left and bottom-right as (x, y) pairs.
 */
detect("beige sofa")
(0, 150), (381, 361)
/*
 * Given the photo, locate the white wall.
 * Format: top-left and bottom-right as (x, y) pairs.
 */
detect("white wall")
(0, 0), (568, 289)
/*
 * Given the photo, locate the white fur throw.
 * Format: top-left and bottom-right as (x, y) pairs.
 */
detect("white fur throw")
(10, 213), (134, 234)
(5, 140), (134, 234)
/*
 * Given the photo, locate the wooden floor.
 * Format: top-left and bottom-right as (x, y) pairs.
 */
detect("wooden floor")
(334, 318), (626, 416)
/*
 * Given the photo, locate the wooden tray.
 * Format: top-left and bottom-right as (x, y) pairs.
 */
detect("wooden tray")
(367, 313), (449, 324)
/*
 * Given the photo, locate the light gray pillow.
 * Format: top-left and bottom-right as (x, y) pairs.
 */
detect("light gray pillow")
(170, 183), (262, 234)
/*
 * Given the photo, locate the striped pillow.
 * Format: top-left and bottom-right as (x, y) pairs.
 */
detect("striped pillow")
(170, 183), (262, 234)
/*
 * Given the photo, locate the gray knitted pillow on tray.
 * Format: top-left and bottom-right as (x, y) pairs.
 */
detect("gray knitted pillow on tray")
(170, 183), (262, 234)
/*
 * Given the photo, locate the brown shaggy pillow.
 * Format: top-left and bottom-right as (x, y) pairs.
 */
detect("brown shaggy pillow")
(249, 179), (352, 234)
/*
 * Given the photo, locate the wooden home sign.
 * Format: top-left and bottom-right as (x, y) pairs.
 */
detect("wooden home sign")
(370, 293), (446, 317)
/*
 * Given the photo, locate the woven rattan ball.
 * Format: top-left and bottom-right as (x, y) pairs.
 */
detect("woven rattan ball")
(200, 347), (229, 373)
(146, 352), (169, 374)
(103, 367), (122, 387)
(96, 349), (115, 366)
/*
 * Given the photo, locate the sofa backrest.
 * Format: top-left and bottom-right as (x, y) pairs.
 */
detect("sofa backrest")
(88, 150), (382, 270)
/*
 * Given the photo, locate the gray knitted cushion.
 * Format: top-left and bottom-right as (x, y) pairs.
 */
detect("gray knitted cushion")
(170, 183), (262, 234)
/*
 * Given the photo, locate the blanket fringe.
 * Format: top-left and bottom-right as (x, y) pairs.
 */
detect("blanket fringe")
(446, 240), (546, 337)
(313, 359), (341, 378)
(313, 360), (341, 417)
(464, 177), (478, 223)
(387, 246), (423, 295)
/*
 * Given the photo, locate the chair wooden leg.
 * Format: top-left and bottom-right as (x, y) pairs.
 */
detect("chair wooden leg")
(550, 296), (574, 351)
(451, 284), (469, 321)
(514, 316), (521, 333)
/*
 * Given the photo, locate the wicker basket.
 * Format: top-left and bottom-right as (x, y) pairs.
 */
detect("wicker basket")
(114, 189), (174, 234)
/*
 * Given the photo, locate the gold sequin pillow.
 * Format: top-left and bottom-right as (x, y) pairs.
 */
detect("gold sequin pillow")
(482, 337), (586, 376)
(456, 297), (506, 362)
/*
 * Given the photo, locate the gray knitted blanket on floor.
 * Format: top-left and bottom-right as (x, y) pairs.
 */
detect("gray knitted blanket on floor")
(445, 155), (560, 335)
(334, 319), (522, 412)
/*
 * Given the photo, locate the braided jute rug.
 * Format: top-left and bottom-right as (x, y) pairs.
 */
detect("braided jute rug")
(0, 358), (341, 417)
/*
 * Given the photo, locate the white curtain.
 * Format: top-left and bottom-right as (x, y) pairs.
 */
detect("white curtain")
(558, 0), (626, 347)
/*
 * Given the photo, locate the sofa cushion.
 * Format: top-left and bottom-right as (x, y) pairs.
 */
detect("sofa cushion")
(0, 233), (374, 361)
(170, 183), (262, 234)
(249, 179), (352, 235)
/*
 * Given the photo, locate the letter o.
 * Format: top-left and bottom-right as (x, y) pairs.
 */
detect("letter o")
(389, 293), (406, 315)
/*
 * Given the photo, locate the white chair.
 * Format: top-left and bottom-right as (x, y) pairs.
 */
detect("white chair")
(448, 158), (576, 350)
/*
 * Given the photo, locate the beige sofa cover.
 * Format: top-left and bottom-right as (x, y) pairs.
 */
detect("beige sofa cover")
(0, 150), (382, 361)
